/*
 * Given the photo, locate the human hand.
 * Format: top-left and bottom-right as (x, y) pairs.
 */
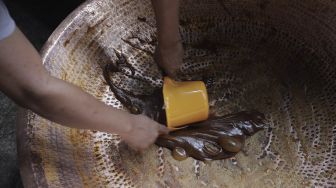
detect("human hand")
(120, 114), (169, 151)
(155, 40), (184, 79)
(151, 0), (182, 79)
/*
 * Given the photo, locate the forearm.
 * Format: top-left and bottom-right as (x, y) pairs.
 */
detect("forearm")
(151, 0), (180, 47)
(0, 28), (132, 135)
(29, 77), (133, 134)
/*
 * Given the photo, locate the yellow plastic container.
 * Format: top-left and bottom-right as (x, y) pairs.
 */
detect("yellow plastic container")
(163, 77), (209, 130)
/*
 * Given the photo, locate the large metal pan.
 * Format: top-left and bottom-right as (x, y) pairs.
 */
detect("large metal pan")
(17, 0), (336, 187)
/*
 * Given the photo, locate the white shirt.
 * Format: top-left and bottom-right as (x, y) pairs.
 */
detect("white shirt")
(0, 0), (15, 40)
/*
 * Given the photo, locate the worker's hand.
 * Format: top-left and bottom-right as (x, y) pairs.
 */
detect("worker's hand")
(155, 41), (183, 79)
(120, 114), (169, 151)
(151, 0), (182, 78)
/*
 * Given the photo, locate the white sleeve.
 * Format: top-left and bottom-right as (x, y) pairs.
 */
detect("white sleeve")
(0, 0), (15, 41)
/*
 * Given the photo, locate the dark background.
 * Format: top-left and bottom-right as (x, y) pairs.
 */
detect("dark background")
(1, 0), (84, 187)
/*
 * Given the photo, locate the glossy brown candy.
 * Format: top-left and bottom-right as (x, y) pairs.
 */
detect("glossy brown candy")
(156, 111), (265, 161)
(172, 147), (189, 161)
(219, 136), (243, 153)
(104, 52), (266, 161)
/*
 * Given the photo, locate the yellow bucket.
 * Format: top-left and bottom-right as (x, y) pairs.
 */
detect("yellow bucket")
(163, 77), (209, 130)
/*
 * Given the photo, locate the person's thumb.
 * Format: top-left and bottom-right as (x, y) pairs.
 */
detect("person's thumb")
(157, 124), (170, 135)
